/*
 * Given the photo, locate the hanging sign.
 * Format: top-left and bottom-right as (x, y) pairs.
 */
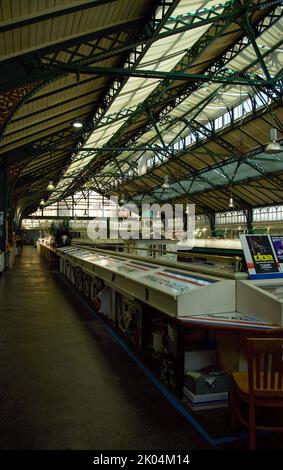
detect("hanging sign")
(240, 234), (283, 279)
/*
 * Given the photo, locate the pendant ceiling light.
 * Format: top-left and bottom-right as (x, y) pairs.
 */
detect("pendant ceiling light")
(265, 128), (282, 154)
(228, 187), (234, 208)
(72, 119), (83, 129)
(72, 70), (83, 129)
(162, 175), (170, 189)
(47, 181), (55, 191)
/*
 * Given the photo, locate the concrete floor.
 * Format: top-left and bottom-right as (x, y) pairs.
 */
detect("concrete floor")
(0, 246), (211, 450)
(1, 247), (282, 450)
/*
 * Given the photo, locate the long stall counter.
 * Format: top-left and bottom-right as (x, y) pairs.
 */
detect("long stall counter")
(55, 244), (283, 398)
(237, 278), (283, 327)
(56, 245), (283, 326)
(57, 246), (236, 318)
(37, 240), (58, 268)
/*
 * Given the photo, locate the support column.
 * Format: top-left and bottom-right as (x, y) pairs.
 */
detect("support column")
(161, 211), (165, 239)
(207, 212), (217, 238)
(245, 207), (254, 234)
(107, 217), (110, 240)
(0, 156), (8, 270)
(0, 156), (9, 272)
(183, 209), (188, 234)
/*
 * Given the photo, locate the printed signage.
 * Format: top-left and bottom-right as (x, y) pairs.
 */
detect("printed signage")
(271, 236), (283, 265)
(240, 234), (283, 279)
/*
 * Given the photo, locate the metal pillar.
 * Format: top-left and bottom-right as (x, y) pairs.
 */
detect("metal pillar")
(183, 209), (188, 234)
(207, 213), (217, 238)
(0, 156), (8, 265)
(245, 207), (254, 234)
(161, 211), (166, 239)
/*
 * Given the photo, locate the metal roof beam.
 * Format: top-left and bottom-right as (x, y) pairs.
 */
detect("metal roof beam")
(18, 2), (280, 161)
(65, 4), (282, 190)
(57, 63), (275, 87)
(0, 0), (118, 33)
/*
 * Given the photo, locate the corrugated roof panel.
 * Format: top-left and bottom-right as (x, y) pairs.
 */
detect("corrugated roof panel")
(249, 153), (283, 173)
(56, 0), (230, 192)
(227, 13), (283, 77)
(234, 185), (273, 205)
(0, 121), (70, 153)
(0, 0), (149, 60)
(163, 0), (225, 19)
(110, 78), (161, 110)
(85, 117), (128, 147)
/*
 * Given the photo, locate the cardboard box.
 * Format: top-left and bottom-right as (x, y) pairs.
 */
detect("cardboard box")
(184, 369), (230, 395)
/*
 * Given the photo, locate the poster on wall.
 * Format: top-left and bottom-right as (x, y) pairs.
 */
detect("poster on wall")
(240, 234), (283, 279)
(271, 236), (283, 267)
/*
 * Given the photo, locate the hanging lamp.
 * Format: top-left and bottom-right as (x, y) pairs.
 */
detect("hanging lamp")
(72, 70), (83, 129)
(162, 175), (170, 189)
(47, 181), (55, 191)
(265, 128), (282, 154)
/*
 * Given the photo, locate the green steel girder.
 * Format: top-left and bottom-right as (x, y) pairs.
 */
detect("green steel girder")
(175, 117), (283, 191)
(240, 12), (272, 80)
(130, 88), (282, 184)
(12, 0), (282, 213)
(27, 2), (281, 162)
(28, 90), (184, 156)
(172, 158), (255, 209)
(173, 170), (244, 206)
(132, 37), (283, 154)
(27, 0), (179, 161)
(58, 63), (275, 89)
(41, 0), (243, 69)
(95, 97), (279, 195)
(10, 81), (106, 127)
(1, 0), (276, 92)
(133, 173), (242, 209)
(146, 108), (169, 151)
(4, 99), (100, 142)
(62, 3), (282, 195)
(252, 84), (283, 125)
(16, 157), (70, 186)
(55, 155), (163, 194)
(0, 1), (118, 34)
(68, 145), (173, 153)
(44, 2), (249, 194)
(104, 131), (283, 208)
(126, 141), (283, 209)
(155, 167), (283, 211)
(0, 80), (43, 139)
(1, 0), (179, 157)
(75, 80), (282, 196)
(0, 19), (141, 92)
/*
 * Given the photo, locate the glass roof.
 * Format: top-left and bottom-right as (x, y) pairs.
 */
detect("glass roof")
(50, 0), (228, 199)
(132, 150), (283, 203)
(50, 1), (283, 205)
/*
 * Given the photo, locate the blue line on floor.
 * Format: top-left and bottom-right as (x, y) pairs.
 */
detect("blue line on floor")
(59, 274), (247, 446)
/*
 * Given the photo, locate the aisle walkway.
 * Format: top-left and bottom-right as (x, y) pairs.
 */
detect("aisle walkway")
(0, 246), (208, 450)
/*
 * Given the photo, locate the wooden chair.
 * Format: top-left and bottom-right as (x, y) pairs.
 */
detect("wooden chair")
(231, 337), (283, 450)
